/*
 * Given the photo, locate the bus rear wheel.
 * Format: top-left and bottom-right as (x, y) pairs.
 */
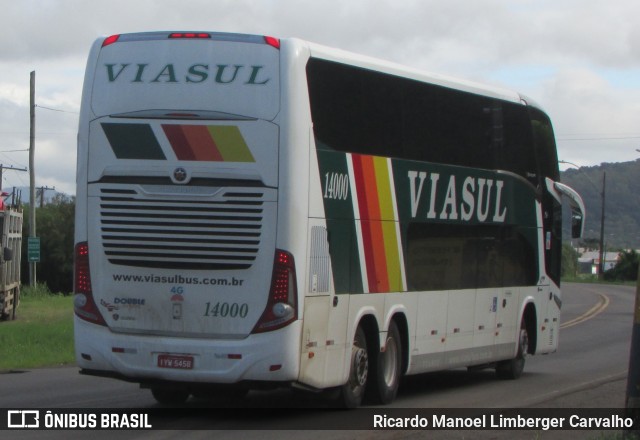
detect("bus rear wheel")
(369, 321), (402, 404)
(151, 387), (190, 405)
(339, 325), (369, 408)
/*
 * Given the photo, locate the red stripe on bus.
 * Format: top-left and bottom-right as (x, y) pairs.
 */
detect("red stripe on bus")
(162, 125), (196, 160)
(352, 154), (389, 293)
(181, 125), (223, 161)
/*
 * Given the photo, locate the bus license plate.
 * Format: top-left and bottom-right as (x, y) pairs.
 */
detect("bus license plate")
(157, 354), (194, 370)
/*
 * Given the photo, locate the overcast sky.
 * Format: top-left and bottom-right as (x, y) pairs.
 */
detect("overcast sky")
(1, 0), (639, 195)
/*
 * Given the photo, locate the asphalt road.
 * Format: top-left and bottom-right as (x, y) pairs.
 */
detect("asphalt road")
(0, 282), (634, 438)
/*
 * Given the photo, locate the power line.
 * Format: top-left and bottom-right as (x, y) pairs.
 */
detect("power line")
(0, 148), (29, 153)
(35, 104), (79, 115)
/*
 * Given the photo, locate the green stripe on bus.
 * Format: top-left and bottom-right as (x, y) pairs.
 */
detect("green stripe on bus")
(102, 123), (166, 160)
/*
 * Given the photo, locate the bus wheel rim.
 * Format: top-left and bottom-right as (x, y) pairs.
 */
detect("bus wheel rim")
(383, 336), (398, 387)
(352, 347), (368, 387)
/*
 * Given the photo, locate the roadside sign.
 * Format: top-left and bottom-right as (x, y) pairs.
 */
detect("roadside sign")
(28, 236), (40, 262)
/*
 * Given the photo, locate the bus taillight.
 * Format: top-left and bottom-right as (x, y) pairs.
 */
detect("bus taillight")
(252, 249), (298, 333)
(102, 34), (120, 47)
(74, 242), (107, 326)
(264, 36), (280, 49)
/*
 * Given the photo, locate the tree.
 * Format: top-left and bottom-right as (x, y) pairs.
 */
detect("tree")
(579, 238), (600, 252)
(562, 160), (640, 250)
(604, 249), (639, 282)
(21, 194), (75, 293)
(561, 243), (579, 278)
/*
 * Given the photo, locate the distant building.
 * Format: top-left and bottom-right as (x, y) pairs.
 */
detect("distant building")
(578, 251), (620, 275)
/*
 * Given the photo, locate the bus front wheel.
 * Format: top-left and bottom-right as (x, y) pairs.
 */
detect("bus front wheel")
(496, 321), (529, 380)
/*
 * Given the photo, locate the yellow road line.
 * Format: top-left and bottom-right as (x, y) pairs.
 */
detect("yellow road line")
(561, 293), (610, 329)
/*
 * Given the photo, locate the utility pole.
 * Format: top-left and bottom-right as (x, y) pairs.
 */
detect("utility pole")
(0, 164), (28, 192)
(29, 71), (36, 287)
(627, 149), (640, 432)
(627, 271), (640, 432)
(37, 185), (55, 208)
(558, 161), (606, 278)
(598, 172), (606, 280)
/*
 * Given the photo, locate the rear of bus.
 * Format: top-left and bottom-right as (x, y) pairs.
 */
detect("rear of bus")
(74, 32), (300, 398)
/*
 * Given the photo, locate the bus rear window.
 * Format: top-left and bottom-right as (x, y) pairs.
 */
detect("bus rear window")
(92, 38), (279, 120)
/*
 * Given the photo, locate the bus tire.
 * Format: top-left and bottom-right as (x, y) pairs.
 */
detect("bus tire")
(339, 325), (369, 408)
(192, 387), (249, 401)
(496, 320), (529, 380)
(369, 320), (402, 404)
(151, 387), (190, 405)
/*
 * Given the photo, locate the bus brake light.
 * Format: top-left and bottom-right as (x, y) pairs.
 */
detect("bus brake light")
(264, 36), (280, 49)
(252, 249), (297, 333)
(102, 35), (120, 47)
(169, 32), (211, 39)
(74, 242), (107, 326)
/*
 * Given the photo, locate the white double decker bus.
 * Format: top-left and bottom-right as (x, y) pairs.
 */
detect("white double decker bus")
(74, 31), (585, 407)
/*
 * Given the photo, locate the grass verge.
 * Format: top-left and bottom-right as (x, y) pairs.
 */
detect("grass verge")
(0, 284), (74, 370)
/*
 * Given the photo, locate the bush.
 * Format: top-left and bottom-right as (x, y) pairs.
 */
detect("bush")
(604, 249), (639, 282)
(562, 243), (579, 278)
(21, 195), (75, 293)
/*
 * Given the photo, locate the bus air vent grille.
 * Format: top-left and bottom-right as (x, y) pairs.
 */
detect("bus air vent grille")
(98, 186), (263, 270)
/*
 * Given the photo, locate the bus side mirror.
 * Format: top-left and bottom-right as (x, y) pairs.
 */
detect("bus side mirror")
(571, 211), (583, 239)
(550, 180), (586, 240)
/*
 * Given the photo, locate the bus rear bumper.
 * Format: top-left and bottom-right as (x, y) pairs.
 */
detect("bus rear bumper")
(74, 317), (302, 385)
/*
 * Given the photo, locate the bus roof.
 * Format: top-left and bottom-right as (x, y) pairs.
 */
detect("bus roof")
(302, 38), (524, 105)
(93, 31), (527, 107)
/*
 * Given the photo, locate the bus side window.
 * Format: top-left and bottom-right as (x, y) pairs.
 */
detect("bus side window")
(406, 223), (536, 291)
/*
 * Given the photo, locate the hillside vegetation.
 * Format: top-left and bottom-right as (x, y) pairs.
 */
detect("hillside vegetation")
(561, 159), (640, 250)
